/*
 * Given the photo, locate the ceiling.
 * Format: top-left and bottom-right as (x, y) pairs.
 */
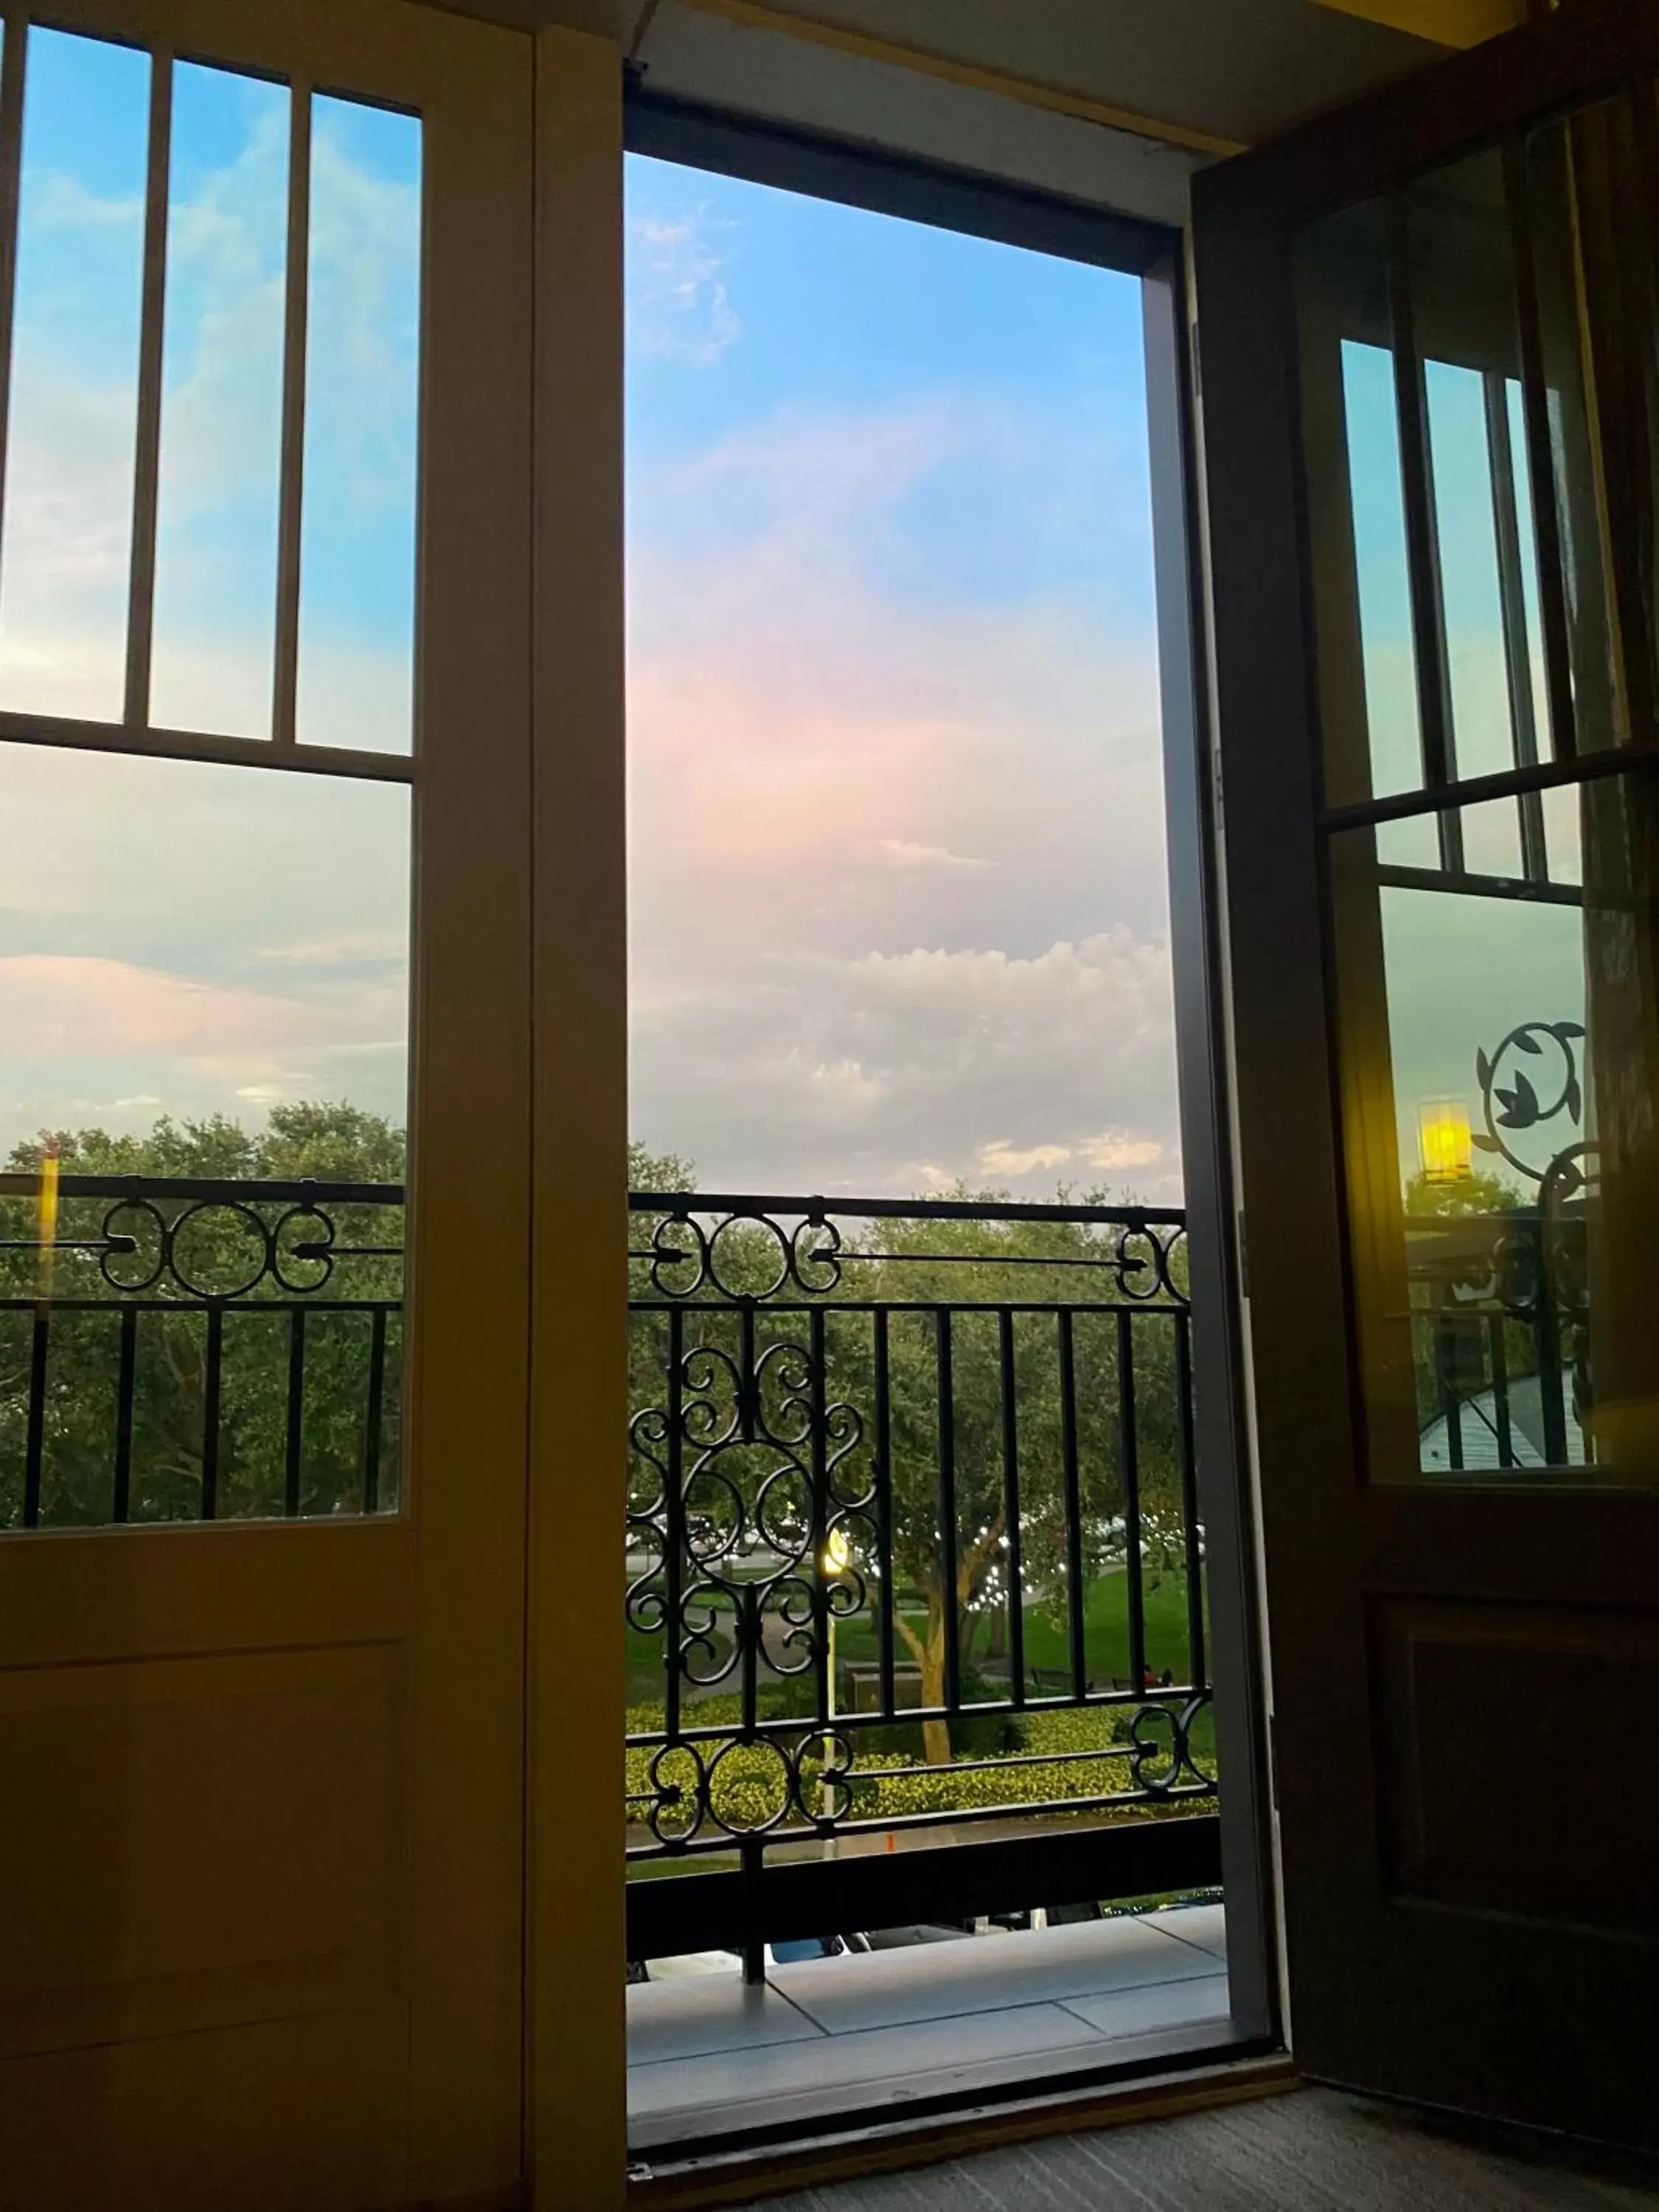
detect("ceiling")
(639, 0), (1449, 150)
(423, 0), (1529, 223)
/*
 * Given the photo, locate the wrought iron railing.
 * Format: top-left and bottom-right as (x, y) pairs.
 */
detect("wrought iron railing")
(1411, 1016), (1593, 1475)
(625, 1192), (1217, 1966)
(0, 1173), (403, 1527)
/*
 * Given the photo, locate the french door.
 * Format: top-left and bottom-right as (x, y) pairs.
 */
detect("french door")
(1196, 0), (1659, 2146)
(0, 4), (540, 2205)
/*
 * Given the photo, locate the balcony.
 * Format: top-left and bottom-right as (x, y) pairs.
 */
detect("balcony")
(622, 1189), (1226, 2138)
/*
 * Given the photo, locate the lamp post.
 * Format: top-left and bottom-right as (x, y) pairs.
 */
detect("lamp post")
(821, 1526), (851, 1848)
(822, 1524), (851, 1728)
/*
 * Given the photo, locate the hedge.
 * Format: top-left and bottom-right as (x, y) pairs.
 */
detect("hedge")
(625, 1697), (1214, 1841)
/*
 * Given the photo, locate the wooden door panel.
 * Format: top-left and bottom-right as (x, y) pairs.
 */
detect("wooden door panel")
(0, 2003), (410, 2212)
(1368, 1597), (1659, 1933)
(0, 1642), (407, 2057)
(0, 1522), (415, 1668)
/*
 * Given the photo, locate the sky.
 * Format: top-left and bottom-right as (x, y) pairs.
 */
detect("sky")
(625, 156), (1182, 1200)
(0, 25), (1585, 1208)
(0, 28), (416, 1154)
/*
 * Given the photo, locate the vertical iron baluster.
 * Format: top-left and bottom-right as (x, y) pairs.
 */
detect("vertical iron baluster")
(874, 1307), (894, 1719)
(936, 1307), (959, 1714)
(1173, 1309), (1206, 1691)
(1534, 1214), (1569, 1467)
(283, 1306), (305, 1517)
(1484, 368), (1548, 879)
(22, 1300), (46, 1528)
(201, 1306), (223, 1520)
(1488, 1311), (1514, 1470)
(272, 78), (310, 746)
(124, 45), (171, 729)
(1057, 1308), (1085, 1700)
(1386, 192), (1464, 872)
(362, 1305), (387, 1513)
(738, 1303), (757, 1442)
(998, 1309), (1025, 1710)
(740, 1837), (765, 1987)
(1504, 131), (1578, 762)
(664, 1304), (684, 1742)
(1437, 1313), (1465, 1473)
(112, 1304), (137, 1524)
(810, 1305), (830, 1730)
(0, 12), (31, 611)
(1118, 1310), (1146, 1693)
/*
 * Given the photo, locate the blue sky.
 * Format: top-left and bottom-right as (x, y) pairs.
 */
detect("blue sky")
(625, 155), (1182, 1197)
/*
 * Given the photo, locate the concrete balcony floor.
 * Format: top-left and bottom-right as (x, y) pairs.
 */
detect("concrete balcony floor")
(627, 1901), (1235, 2152)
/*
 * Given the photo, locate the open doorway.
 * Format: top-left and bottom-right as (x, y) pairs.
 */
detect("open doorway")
(620, 105), (1262, 2160)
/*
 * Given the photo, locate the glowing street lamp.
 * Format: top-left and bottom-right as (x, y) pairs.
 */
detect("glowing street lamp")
(1418, 1096), (1473, 1186)
(822, 1526), (851, 1727)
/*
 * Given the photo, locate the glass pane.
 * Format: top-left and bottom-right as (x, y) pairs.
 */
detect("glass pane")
(1342, 335), (1423, 803)
(1331, 770), (1659, 1484)
(1298, 123), (1649, 804)
(150, 63), (289, 738)
(0, 29), (149, 719)
(0, 744), (410, 1526)
(296, 95), (420, 754)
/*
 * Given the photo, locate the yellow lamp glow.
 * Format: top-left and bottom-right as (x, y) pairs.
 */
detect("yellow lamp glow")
(35, 1147), (59, 1297)
(823, 1526), (852, 1578)
(1418, 1096), (1473, 1183)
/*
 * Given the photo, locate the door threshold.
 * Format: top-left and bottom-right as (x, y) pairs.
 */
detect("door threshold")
(627, 2039), (1295, 2207)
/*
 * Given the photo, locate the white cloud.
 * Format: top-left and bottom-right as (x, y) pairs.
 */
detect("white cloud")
(874, 838), (992, 872)
(257, 931), (406, 967)
(627, 209), (739, 366)
(630, 930), (1183, 1200)
(1079, 1130), (1164, 1170)
(978, 1138), (1071, 1177)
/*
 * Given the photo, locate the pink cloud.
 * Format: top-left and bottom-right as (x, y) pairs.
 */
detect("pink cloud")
(0, 954), (315, 1058)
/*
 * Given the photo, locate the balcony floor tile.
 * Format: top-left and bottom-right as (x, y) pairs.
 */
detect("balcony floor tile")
(1148, 1899), (1228, 1961)
(1058, 1969), (1229, 2039)
(627, 1997), (1109, 2129)
(627, 1975), (826, 2066)
(768, 1915), (1223, 2037)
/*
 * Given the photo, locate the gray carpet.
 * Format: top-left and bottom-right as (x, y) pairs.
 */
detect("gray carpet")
(752, 2089), (1659, 2210)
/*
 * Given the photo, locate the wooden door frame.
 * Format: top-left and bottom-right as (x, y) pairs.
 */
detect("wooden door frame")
(528, 22), (630, 2212)
(1192, 0), (1659, 2118)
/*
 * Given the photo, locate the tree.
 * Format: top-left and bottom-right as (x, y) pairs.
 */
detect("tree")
(624, 1157), (1192, 1765)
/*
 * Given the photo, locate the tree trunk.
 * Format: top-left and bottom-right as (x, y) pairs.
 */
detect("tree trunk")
(917, 1621), (952, 1767)
(897, 1594), (953, 1765)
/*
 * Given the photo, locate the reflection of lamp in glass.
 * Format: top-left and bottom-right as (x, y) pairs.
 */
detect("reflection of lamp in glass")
(1419, 1096), (1473, 1184)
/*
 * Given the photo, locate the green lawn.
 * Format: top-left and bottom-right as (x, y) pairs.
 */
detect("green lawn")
(831, 1565), (1208, 1694)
